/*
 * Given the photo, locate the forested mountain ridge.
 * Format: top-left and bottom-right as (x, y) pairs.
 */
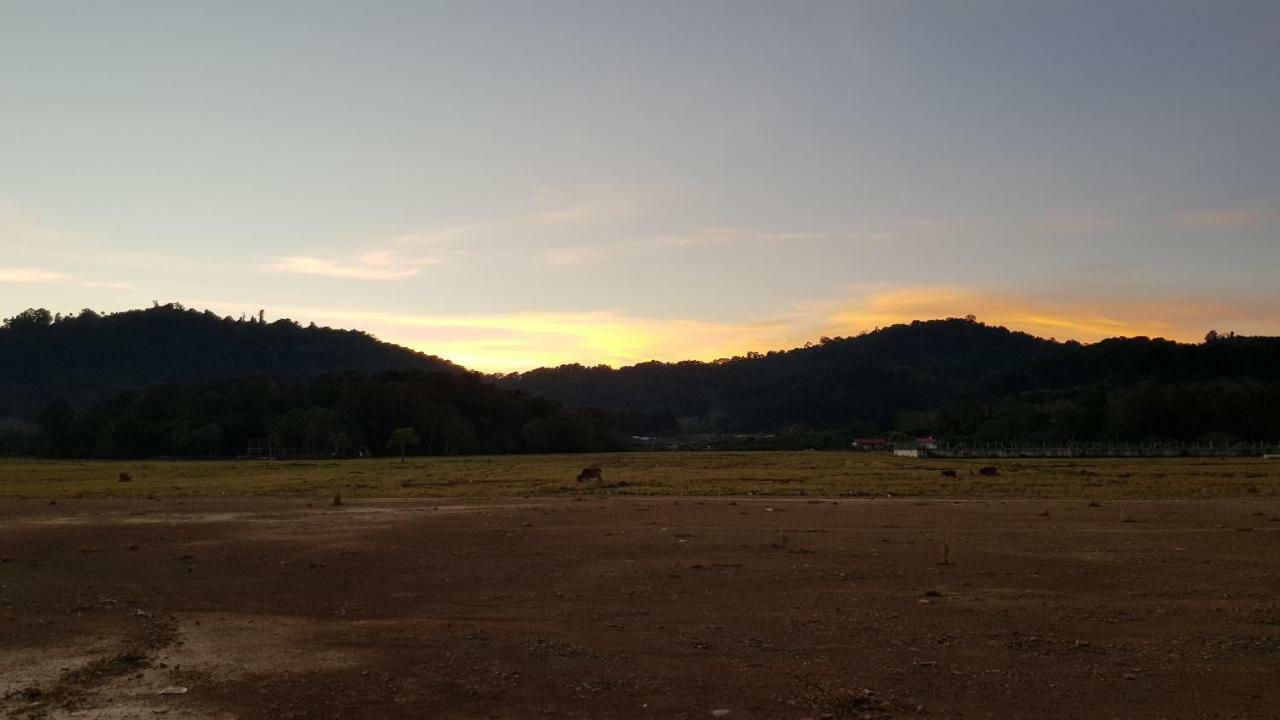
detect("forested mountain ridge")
(0, 304), (456, 417)
(2, 305), (613, 457)
(497, 319), (1057, 434)
(498, 319), (1280, 442)
(6, 307), (1280, 453)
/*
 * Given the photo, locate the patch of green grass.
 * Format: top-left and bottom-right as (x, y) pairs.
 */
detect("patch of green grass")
(0, 452), (1276, 500)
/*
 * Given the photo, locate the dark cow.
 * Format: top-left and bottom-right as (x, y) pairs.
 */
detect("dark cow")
(940, 469), (957, 478)
(978, 465), (999, 477)
(577, 466), (603, 482)
(118, 472), (133, 483)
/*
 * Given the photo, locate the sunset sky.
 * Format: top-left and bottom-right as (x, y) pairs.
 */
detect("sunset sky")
(2, 1), (1277, 371)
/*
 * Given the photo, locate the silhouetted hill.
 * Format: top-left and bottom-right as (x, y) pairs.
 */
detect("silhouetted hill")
(499, 319), (1280, 442)
(500, 320), (1052, 433)
(0, 304), (457, 417)
(7, 307), (1280, 451)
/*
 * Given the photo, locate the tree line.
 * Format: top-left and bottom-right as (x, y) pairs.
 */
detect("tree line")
(6, 307), (1280, 454)
(21, 369), (616, 458)
(500, 319), (1280, 444)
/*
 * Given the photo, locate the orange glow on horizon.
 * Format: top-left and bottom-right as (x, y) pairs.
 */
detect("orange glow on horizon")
(190, 286), (1271, 372)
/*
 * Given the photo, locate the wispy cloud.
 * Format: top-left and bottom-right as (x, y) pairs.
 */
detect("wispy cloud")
(0, 266), (68, 284)
(1033, 211), (1115, 234)
(539, 246), (617, 267)
(539, 225), (887, 267)
(277, 184), (883, 275)
(269, 253), (436, 281)
(523, 185), (640, 226)
(270, 186), (641, 279)
(651, 227), (887, 248)
(1174, 206), (1276, 230)
(78, 280), (138, 291)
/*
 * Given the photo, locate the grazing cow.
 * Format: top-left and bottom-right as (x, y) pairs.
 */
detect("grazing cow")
(940, 469), (957, 478)
(577, 466), (603, 482)
(118, 472), (133, 483)
(978, 465), (999, 477)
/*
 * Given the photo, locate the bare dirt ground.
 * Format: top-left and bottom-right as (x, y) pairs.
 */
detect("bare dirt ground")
(2, 495), (1278, 719)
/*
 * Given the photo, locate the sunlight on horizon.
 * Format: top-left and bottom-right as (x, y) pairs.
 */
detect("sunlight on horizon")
(214, 285), (1256, 373)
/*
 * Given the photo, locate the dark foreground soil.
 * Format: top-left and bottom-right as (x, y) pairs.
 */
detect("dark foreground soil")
(2, 496), (1278, 719)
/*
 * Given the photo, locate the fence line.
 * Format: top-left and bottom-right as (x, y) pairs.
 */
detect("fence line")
(908, 441), (1280, 459)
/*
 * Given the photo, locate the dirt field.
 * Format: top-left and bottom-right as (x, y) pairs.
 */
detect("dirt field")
(3, 490), (1278, 719)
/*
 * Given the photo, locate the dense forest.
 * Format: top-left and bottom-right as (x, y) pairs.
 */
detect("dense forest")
(4, 306), (1280, 456)
(22, 369), (614, 458)
(0, 304), (453, 418)
(500, 319), (1280, 444)
(0, 305), (614, 457)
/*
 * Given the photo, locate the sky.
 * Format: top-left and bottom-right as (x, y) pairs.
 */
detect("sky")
(1, 0), (1277, 371)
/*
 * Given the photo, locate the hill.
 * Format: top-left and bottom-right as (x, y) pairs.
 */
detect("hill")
(7, 307), (1280, 452)
(498, 319), (1280, 443)
(0, 304), (456, 418)
(2, 305), (615, 458)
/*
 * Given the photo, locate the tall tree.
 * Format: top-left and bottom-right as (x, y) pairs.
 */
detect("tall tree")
(386, 427), (421, 462)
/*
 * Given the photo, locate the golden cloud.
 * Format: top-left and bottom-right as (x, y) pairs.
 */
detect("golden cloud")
(1174, 207), (1275, 230)
(0, 266), (68, 284)
(269, 255), (434, 281)
(819, 284), (1280, 342)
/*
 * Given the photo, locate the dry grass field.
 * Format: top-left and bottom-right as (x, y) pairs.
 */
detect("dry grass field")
(2, 453), (1278, 719)
(2, 451), (1278, 500)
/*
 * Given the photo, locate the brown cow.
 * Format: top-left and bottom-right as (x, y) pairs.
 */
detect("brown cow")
(940, 469), (957, 478)
(118, 472), (133, 483)
(978, 465), (999, 477)
(576, 466), (603, 482)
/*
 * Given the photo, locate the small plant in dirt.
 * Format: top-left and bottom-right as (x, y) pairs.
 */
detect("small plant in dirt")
(815, 686), (909, 719)
(527, 636), (597, 659)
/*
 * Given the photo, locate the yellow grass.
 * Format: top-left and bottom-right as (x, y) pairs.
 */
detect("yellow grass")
(0, 452), (1277, 500)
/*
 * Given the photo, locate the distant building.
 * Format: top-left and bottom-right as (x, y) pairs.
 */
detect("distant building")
(851, 438), (888, 450)
(891, 437), (940, 458)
